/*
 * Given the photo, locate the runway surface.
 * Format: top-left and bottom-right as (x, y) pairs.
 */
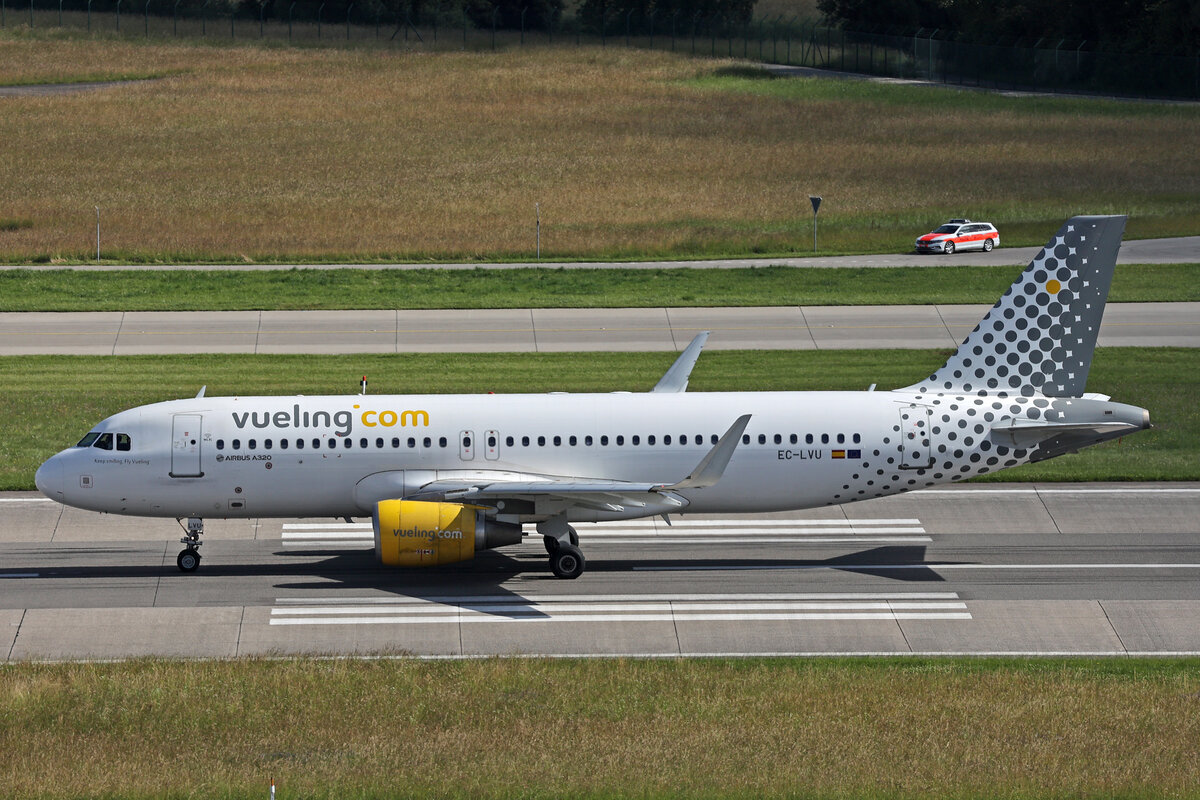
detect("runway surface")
(3, 483), (1198, 660)
(4, 235), (1196, 270)
(3, 302), (1197, 355)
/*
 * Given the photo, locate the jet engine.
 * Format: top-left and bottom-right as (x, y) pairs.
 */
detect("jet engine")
(372, 500), (522, 567)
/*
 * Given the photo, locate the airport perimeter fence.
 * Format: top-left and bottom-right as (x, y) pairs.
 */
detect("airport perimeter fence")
(4, 0), (1198, 100)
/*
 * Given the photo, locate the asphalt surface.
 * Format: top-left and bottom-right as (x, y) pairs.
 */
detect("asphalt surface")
(2, 302), (1196, 355)
(4, 235), (1196, 271)
(3, 483), (1198, 659)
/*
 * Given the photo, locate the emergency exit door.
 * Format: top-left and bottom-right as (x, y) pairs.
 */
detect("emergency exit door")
(170, 414), (204, 478)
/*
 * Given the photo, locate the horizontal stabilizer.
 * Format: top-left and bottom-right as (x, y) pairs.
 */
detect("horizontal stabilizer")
(991, 418), (1141, 450)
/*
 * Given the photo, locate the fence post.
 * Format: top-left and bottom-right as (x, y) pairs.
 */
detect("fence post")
(144, 0), (149, 36)
(521, 6), (526, 45)
(346, 3), (352, 39)
(259, 0), (264, 36)
(647, 11), (653, 48)
(288, 0), (294, 41)
(59, 0), (62, 26)
(230, 4), (234, 37)
(317, 2), (323, 38)
(490, 4), (496, 49)
(201, 0), (208, 36)
(116, 0), (121, 31)
(670, 10), (676, 51)
(461, 4), (466, 48)
(29, 0), (33, 28)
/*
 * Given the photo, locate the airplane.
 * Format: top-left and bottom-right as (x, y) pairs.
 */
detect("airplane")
(35, 216), (1151, 579)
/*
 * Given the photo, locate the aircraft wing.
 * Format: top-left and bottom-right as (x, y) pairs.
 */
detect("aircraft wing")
(407, 414), (751, 516)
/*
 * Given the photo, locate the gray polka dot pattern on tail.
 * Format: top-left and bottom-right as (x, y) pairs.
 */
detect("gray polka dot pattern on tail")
(906, 216), (1127, 399)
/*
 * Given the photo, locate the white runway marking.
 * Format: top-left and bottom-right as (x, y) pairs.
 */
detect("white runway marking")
(269, 591), (971, 626)
(635, 563), (1200, 572)
(280, 518), (932, 548)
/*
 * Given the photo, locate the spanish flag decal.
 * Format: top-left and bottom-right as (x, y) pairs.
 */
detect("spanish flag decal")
(832, 450), (846, 459)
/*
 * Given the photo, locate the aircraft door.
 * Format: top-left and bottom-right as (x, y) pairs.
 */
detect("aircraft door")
(170, 414), (204, 478)
(459, 430), (475, 461)
(898, 405), (934, 469)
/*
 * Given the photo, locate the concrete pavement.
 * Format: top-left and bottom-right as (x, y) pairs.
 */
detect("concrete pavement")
(3, 484), (1199, 659)
(1, 302), (1196, 355)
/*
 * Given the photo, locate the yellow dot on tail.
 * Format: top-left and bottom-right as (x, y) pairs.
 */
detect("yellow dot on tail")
(1046, 279), (1061, 294)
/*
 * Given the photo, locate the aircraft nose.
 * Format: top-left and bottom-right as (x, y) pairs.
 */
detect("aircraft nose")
(35, 455), (64, 500)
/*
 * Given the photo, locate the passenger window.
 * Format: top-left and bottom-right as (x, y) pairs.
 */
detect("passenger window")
(94, 433), (114, 450)
(296, 439), (304, 449)
(463, 435), (472, 448)
(616, 435), (624, 446)
(742, 434), (750, 445)
(600, 435), (609, 446)
(264, 439), (273, 450)
(585, 435), (593, 446)
(522, 436), (530, 447)
(758, 434), (766, 445)
(280, 439), (288, 450)
(116, 434), (131, 451)
(232, 439), (241, 450)
(506, 436), (514, 447)
(711, 434), (718, 445)
(328, 439), (337, 449)
(343, 438), (352, 449)
(553, 436), (561, 446)
(773, 434), (781, 445)
(360, 438), (369, 449)
(679, 435), (687, 445)
(216, 440), (225, 451)
(312, 438), (320, 449)
(376, 438), (384, 449)
(77, 432), (101, 448)
(537, 436), (546, 447)
(693, 435), (701, 445)
(391, 438), (399, 448)
(487, 435), (496, 447)
(438, 437), (447, 448)
(632, 435), (640, 446)
(248, 439), (257, 451)
(664, 435), (672, 445)
(569, 435), (577, 446)
(853, 433), (861, 444)
(805, 434), (813, 445)
(821, 434), (829, 444)
(408, 438), (416, 449)
(837, 433), (845, 444)
(648, 435), (656, 446)
(423, 437), (432, 448)
(790, 434), (797, 444)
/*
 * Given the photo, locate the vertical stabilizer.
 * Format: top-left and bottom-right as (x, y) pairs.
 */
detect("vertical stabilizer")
(904, 215), (1126, 398)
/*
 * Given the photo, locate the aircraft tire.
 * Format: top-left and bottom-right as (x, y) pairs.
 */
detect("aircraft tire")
(550, 545), (585, 579)
(544, 535), (559, 555)
(177, 548), (201, 572)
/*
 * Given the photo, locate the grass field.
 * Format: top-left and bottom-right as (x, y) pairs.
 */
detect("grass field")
(2, 262), (1198, 310)
(1, 34), (1197, 263)
(1, 347), (1192, 490)
(1, 657), (1198, 799)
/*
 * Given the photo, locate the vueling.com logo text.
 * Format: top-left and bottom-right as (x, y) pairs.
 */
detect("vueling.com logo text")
(231, 404), (429, 437)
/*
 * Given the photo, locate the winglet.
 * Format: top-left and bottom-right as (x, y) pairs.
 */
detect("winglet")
(662, 414), (751, 491)
(651, 331), (710, 393)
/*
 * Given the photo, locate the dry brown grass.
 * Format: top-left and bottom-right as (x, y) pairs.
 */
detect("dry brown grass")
(1, 658), (1198, 798)
(0, 36), (1197, 261)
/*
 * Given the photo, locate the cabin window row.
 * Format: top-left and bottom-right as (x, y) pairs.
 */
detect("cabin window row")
(213, 432), (862, 452)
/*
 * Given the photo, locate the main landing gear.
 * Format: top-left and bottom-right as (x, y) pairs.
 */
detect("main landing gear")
(540, 520), (585, 579)
(176, 517), (204, 573)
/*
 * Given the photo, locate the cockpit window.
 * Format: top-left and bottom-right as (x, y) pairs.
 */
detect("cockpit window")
(76, 432), (101, 448)
(116, 433), (131, 452)
(94, 433), (114, 450)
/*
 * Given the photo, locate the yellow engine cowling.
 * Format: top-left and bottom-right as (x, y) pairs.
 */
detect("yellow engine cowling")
(372, 500), (522, 567)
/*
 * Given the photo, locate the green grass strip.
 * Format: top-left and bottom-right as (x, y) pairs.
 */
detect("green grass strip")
(2, 347), (1193, 490)
(3, 263), (1199, 311)
(2, 657), (1199, 799)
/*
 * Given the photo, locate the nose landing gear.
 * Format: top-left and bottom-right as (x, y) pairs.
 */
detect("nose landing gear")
(176, 517), (204, 572)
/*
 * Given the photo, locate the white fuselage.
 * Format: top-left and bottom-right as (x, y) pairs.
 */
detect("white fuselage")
(37, 388), (1003, 522)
